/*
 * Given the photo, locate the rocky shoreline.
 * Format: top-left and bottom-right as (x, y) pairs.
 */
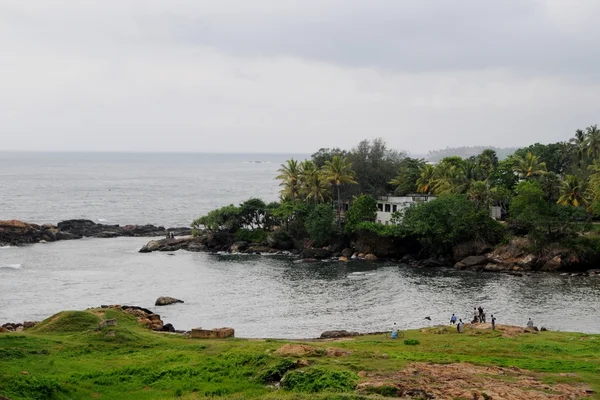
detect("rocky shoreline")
(0, 219), (191, 246)
(138, 233), (600, 277)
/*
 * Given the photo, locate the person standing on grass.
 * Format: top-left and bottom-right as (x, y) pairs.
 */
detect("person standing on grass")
(527, 318), (534, 329)
(491, 314), (497, 330)
(457, 319), (464, 333)
(391, 323), (398, 339)
(450, 314), (457, 325)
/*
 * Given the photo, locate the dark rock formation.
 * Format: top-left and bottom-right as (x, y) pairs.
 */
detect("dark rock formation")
(455, 255), (488, 270)
(320, 330), (360, 339)
(155, 296), (184, 306)
(0, 218), (191, 246)
(300, 248), (332, 260)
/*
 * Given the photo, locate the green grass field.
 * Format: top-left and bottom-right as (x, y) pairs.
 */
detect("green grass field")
(1, 308), (599, 399)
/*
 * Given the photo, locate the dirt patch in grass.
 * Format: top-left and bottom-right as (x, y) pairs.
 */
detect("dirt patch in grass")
(275, 344), (321, 357)
(358, 363), (591, 399)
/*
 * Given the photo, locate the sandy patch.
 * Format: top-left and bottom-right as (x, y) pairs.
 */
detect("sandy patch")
(359, 363), (590, 399)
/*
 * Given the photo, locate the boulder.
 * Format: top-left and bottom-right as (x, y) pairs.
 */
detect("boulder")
(320, 330), (360, 339)
(482, 263), (506, 273)
(0, 327), (7, 333)
(190, 327), (234, 339)
(540, 256), (562, 271)
(338, 256), (349, 262)
(364, 253), (378, 261)
(230, 241), (248, 253)
(299, 248), (332, 260)
(23, 321), (38, 329)
(162, 323), (175, 332)
(455, 255), (488, 270)
(341, 248), (354, 258)
(97, 319), (118, 330)
(155, 297), (184, 306)
(267, 231), (294, 250)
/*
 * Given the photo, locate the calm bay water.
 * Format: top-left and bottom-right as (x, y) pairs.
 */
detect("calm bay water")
(1, 152), (600, 337)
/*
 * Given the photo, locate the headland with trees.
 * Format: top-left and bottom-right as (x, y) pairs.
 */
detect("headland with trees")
(149, 125), (600, 275)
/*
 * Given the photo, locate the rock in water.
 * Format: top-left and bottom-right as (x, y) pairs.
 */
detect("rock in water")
(155, 296), (184, 306)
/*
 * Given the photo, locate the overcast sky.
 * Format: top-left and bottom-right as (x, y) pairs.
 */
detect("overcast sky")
(1, 0), (599, 154)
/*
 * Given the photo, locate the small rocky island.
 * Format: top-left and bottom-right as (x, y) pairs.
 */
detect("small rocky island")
(0, 219), (191, 246)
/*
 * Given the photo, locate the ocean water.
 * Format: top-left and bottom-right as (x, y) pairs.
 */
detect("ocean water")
(1, 152), (600, 337)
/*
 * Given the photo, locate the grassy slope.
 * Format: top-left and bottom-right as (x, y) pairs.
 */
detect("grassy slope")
(0, 309), (599, 400)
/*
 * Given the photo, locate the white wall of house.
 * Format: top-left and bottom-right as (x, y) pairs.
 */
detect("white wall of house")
(375, 195), (434, 225)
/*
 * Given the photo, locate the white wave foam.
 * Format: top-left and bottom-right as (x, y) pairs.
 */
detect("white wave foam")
(98, 218), (107, 222)
(0, 264), (22, 270)
(0, 245), (11, 249)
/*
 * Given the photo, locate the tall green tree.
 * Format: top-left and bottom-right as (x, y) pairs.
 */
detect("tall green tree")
(276, 159), (301, 201)
(586, 125), (600, 160)
(322, 155), (357, 221)
(389, 157), (426, 195)
(416, 164), (437, 194)
(557, 175), (588, 208)
(477, 149), (499, 179)
(513, 152), (547, 180)
(299, 160), (330, 204)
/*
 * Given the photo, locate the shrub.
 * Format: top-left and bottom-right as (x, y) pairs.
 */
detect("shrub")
(235, 229), (268, 244)
(282, 368), (358, 393)
(401, 194), (505, 254)
(344, 195), (377, 234)
(259, 359), (297, 383)
(403, 339), (420, 346)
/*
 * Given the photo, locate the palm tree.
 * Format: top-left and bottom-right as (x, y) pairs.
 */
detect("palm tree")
(434, 165), (469, 195)
(586, 125), (600, 160)
(477, 149), (499, 179)
(513, 152), (547, 179)
(588, 158), (600, 188)
(467, 180), (491, 209)
(299, 160), (330, 204)
(322, 155), (357, 220)
(558, 175), (588, 207)
(275, 159), (301, 201)
(416, 164), (437, 194)
(570, 129), (587, 167)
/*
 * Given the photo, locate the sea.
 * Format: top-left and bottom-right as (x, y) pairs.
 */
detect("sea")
(1, 151), (599, 337)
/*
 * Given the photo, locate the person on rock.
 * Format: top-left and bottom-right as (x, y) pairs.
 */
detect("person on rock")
(450, 314), (457, 325)
(478, 306), (484, 321)
(491, 314), (497, 330)
(457, 319), (464, 333)
(473, 308), (479, 323)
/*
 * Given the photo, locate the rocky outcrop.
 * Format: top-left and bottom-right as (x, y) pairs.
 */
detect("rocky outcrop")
(139, 238), (201, 253)
(155, 296), (184, 306)
(190, 327), (234, 339)
(320, 330), (360, 339)
(99, 304), (181, 332)
(300, 248), (332, 259)
(454, 255), (488, 270)
(1, 321), (38, 332)
(0, 219), (191, 246)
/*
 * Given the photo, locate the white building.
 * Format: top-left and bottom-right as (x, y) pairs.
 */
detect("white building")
(376, 194), (434, 225)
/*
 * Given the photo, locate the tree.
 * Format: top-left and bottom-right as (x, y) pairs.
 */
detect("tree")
(346, 138), (406, 196)
(322, 155), (357, 221)
(538, 172), (562, 203)
(191, 205), (241, 233)
(389, 157), (426, 195)
(305, 204), (336, 247)
(557, 175), (588, 208)
(513, 152), (547, 179)
(310, 147), (346, 168)
(586, 125), (600, 160)
(467, 180), (491, 210)
(416, 164), (437, 194)
(238, 198), (268, 230)
(299, 160), (330, 204)
(344, 195), (378, 234)
(510, 181), (587, 249)
(570, 129), (587, 168)
(276, 159), (301, 201)
(477, 149), (499, 179)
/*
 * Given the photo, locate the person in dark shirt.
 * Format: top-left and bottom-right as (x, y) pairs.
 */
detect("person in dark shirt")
(491, 314), (497, 330)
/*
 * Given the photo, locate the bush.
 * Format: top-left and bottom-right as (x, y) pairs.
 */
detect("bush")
(305, 204), (337, 247)
(344, 195), (377, 234)
(401, 194), (505, 254)
(282, 368), (358, 393)
(191, 205), (242, 234)
(235, 229), (268, 244)
(403, 339), (420, 346)
(259, 359), (297, 383)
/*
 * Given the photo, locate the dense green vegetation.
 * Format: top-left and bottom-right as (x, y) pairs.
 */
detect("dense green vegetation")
(191, 125), (600, 259)
(1, 308), (599, 399)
